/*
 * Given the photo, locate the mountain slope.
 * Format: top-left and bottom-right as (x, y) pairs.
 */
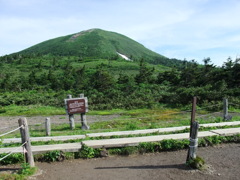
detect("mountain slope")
(18, 28), (173, 65)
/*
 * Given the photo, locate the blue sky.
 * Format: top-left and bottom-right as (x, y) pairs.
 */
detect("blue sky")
(1, 0), (240, 66)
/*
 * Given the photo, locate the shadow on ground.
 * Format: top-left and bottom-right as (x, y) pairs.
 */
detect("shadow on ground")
(95, 163), (190, 170)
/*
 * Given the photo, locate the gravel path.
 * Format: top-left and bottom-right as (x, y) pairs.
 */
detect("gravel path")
(31, 143), (240, 180)
(0, 114), (121, 131)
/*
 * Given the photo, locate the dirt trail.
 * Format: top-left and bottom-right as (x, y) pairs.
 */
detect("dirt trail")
(0, 114), (120, 130)
(30, 143), (240, 180)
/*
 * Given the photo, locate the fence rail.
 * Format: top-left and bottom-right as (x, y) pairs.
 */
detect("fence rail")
(0, 124), (25, 162)
(0, 98), (239, 166)
(0, 118), (35, 167)
(0, 141), (27, 162)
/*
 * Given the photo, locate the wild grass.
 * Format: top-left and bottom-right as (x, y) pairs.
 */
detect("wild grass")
(0, 105), (65, 116)
(1, 105), (240, 139)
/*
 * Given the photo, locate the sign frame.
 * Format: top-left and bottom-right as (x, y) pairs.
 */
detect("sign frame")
(64, 97), (88, 115)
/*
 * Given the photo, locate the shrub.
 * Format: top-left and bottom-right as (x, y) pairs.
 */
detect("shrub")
(0, 153), (23, 165)
(187, 156), (205, 170)
(35, 150), (64, 162)
(139, 142), (160, 153)
(79, 145), (95, 158)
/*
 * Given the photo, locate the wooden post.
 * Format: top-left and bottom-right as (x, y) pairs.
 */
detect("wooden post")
(18, 118), (35, 167)
(80, 94), (90, 130)
(186, 96), (197, 162)
(45, 117), (51, 136)
(223, 98), (232, 121)
(190, 97), (197, 137)
(67, 94), (75, 130)
(187, 121), (199, 161)
(81, 113), (89, 130)
(223, 98), (228, 120)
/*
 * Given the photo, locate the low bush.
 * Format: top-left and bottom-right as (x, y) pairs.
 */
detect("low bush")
(186, 156), (205, 170)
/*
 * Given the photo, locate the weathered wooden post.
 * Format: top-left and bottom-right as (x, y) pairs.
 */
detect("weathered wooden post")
(190, 96), (197, 137)
(80, 94), (90, 130)
(186, 96), (197, 162)
(223, 98), (232, 121)
(223, 98), (228, 120)
(45, 117), (51, 136)
(18, 118), (35, 167)
(67, 94), (75, 130)
(187, 121), (199, 161)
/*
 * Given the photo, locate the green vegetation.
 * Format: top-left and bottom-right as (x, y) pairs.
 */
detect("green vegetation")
(0, 105), (64, 116)
(1, 106), (240, 139)
(186, 156), (205, 170)
(18, 29), (173, 66)
(1, 30), (240, 111)
(0, 163), (37, 180)
(1, 28), (240, 178)
(78, 144), (97, 159)
(1, 52), (240, 111)
(0, 154), (23, 165)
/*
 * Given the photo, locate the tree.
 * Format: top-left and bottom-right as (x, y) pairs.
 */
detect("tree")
(157, 68), (180, 85)
(222, 57), (234, 69)
(135, 59), (155, 84)
(74, 66), (88, 90)
(28, 71), (37, 86)
(91, 65), (115, 92)
(117, 73), (136, 93)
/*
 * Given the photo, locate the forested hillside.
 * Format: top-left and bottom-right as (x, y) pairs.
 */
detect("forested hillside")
(0, 29), (240, 110)
(0, 52), (239, 110)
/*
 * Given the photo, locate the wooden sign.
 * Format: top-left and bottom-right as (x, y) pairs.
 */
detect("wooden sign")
(65, 98), (86, 114)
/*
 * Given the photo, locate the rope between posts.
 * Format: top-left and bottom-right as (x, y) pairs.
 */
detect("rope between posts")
(195, 111), (221, 118)
(0, 125), (19, 130)
(29, 122), (45, 127)
(229, 103), (240, 107)
(197, 104), (222, 110)
(0, 141), (27, 162)
(0, 125), (24, 137)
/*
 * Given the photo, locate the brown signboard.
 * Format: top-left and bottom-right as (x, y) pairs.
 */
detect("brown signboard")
(66, 98), (86, 114)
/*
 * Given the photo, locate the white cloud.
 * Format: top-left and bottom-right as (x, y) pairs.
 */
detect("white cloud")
(0, 0), (240, 66)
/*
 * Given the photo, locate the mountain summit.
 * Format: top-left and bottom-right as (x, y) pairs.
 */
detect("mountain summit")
(19, 28), (168, 64)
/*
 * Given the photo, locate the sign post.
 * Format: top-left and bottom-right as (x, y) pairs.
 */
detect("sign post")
(79, 94), (89, 130)
(65, 94), (89, 130)
(66, 95), (75, 130)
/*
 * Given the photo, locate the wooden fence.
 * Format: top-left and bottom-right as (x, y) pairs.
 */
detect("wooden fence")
(0, 118), (35, 167)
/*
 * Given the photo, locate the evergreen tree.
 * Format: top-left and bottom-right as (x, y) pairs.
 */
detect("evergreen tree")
(135, 59), (155, 84)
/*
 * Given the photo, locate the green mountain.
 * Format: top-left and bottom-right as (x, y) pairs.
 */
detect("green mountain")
(1, 29), (239, 110)
(18, 28), (178, 66)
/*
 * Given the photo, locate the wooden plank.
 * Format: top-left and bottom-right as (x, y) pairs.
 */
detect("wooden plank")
(83, 131), (216, 148)
(3, 135), (86, 144)
(1, 129), (239, 154)
(0, 143), (82, 154)
(200, 121), (240, 127)
(210, 127), (240, 135)
(3, 121), (240, 144)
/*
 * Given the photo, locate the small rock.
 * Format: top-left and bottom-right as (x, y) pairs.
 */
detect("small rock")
(100, 148), (108, 157)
